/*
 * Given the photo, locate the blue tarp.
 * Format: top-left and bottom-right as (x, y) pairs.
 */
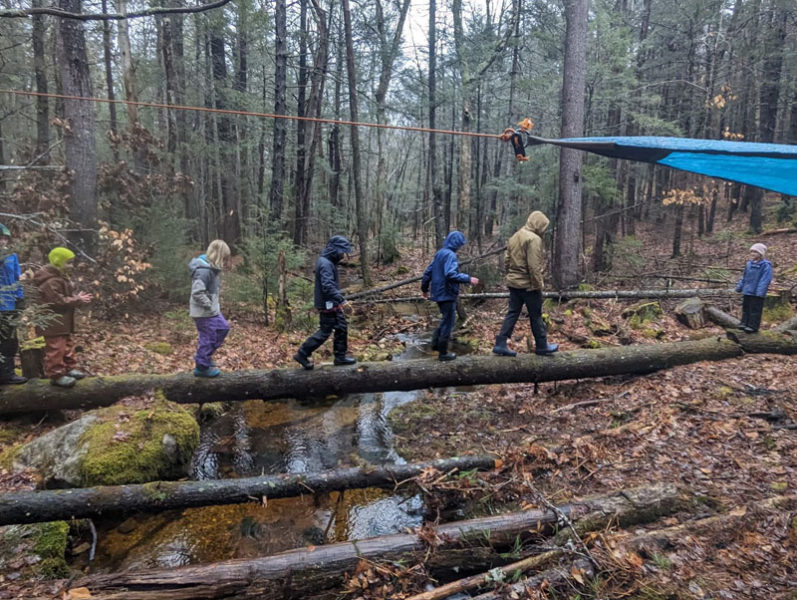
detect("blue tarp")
(526, 136), (797, 195)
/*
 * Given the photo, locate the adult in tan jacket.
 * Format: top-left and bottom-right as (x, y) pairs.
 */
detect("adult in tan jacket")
(492, 211), (558, 356)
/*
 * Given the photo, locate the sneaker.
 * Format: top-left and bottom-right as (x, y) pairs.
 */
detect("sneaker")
(742, 326), (756, 333)
(293, 353), (314, 370)
(0, 374), (28, 385)
(535, 343), (559, 356)
(333, 356), (357, 366)
(193, 366), (221, 378)
(51, 375), (76, 388)
(67, 369), (86, 380)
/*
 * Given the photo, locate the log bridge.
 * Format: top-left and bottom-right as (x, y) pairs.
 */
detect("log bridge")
(1, 332), (795, 415)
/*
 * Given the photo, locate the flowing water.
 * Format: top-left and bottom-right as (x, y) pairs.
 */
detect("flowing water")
(86, 334), (454, 572)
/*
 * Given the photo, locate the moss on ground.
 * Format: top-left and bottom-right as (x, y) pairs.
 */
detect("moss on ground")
(32, 521), (70, 579)
(762, 301), (794, 324)
(78, 395), (199, 486)
(144, 341), (174, 355)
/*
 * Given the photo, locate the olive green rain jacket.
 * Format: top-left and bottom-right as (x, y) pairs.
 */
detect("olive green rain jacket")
(504, 211), (550, 291)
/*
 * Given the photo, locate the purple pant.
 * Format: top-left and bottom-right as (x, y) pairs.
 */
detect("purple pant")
(194, 313), (230, 368)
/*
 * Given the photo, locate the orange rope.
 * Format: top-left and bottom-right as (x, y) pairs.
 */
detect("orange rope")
(0, 89), (503, 140)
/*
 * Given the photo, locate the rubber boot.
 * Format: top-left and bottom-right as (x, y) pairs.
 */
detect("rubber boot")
(67, 369), (86, 380)
(51, 375), (76, 388)
(333, 334), (357, 366)
(535, 342), (559, 356)
(0, 373), (27, 385)
(438, 339), (456, 362)
(293, 351), (314, 370)
(492, 336), (517, 357)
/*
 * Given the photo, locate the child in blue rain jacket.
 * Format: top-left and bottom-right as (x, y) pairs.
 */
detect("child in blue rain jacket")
(736, 243), (772, 333)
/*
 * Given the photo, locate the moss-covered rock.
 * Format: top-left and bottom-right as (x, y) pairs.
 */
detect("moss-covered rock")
(624, 301), (663, 329)
(12, 396), (199, 487)
(79, 398), (199, 486)
(0, 521), (71, 581)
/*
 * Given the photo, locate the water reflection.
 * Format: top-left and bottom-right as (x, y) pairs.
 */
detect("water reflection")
(89, 336), (431, 572)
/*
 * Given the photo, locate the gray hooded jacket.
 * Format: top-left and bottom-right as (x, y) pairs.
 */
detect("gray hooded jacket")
(189, 255), (221, 318)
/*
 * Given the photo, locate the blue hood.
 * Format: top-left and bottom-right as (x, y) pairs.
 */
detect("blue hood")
(443, 231), (466, 252)
(322, 236), (353, 263)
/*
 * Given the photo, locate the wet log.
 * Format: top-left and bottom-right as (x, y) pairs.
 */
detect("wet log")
(74, 483), (681, 600)
(3, 334), (797, 415)
(354, 288), (733, 305)
(0, 456), (498, 526)
(704, 305), (741, 329)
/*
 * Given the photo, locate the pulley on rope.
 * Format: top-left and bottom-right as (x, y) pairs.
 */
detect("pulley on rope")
(499, 117), (534, 162)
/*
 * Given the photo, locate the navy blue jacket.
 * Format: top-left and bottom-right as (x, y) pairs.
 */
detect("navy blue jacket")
(736, 258), (772, 297)
(314, 236), (353, 310)
(421, 231), (471, 302)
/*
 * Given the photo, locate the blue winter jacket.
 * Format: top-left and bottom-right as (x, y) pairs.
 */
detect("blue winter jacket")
(314, 236), (353, 310)
(736, 258), (772, 297)
(0, 253), (23, 312)
(421, 231), (471, 302)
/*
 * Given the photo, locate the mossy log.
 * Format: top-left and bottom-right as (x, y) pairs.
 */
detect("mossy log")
(3, 334), (797, 415)
(74, 483), (681, 600)
(0, 455), (498, 526)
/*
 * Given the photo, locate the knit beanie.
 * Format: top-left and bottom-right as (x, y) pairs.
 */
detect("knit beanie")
(750, 243), (767, 258)
(48, 247), (76, 269)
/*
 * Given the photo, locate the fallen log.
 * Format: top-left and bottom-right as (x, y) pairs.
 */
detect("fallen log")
(469, 558), (594, 600)
(354, 288), (734, 305)
(704, 305), (741, 329)
(3, 334), (797, 415)
(0, 455), (498, 526)
(74, 483), (681, 600)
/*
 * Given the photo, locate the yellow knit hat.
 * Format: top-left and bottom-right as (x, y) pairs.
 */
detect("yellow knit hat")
(48, 247), (75, 269)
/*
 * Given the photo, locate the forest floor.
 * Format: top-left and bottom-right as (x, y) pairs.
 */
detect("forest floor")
(1, 216), (796, 599)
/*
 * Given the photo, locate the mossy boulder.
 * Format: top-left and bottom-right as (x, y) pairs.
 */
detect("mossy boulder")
(624, 301), (663, 329)
(13, 399), (199, 487)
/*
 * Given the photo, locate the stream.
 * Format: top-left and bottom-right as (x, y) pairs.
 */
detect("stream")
(84, 333), (464, 572)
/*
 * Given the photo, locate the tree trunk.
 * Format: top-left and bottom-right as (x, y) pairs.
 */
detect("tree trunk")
(56, 0), (97, 253)
(32, 0), (50, 163)
(428, 0), (445, 248)
(0, 456), (497, 526)
(342, 0), (370, 285)
(74, 484), (680, 600)
(268, 0), (287, 224)
(704, 305), (741, 329)
(553, 0), (588, 289)
(292, 0), (310, 246)
(6, 335), (797, 415)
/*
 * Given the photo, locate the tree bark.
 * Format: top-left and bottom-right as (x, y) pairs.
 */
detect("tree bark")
(428, 0), (445, 247)
(0, 456), (497, 526)
(342, 0), (371, 285)
(74, 484), (680, 600)
(704, 305), (741, 329)
(267, 0), (287, 224)
(56, 0), (97, 253)
(32, 0), (50, 163)
(5, 335), (797, 415)
(553, 0), (588, 289)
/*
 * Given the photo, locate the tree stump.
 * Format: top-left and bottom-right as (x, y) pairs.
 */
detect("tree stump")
(674, 297), (705, 329)
(20, 347), (45, 379)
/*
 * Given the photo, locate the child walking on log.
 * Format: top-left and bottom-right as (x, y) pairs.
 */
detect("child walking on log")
(421, 231), (479, 361)
(735, 242), (772, 333)
(190, 240), (231, 377)
(0, 223), (27, 384)
(294, 236), (357, 370)
(33, 247), (93, 387)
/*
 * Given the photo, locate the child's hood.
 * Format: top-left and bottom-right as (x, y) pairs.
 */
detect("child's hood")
(33, 264), (63, 287)
(189, 254), (217, 274)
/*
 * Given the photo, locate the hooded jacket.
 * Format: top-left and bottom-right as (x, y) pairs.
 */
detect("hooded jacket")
(421, 231), (471, 302)
(736, 258), (772, 298)
(189, 255), (222, 318)
(33, 265), (78, 336)
(0, 252), (23, 312)
(505, 211), (549, 291)
(314, 236), (353, 310)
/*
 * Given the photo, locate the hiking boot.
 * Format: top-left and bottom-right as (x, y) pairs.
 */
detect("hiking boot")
(67, 369), (86, 380)
(194, 365), (221, 378)
(293, 352), (314, 370)
(0, 374), (27, 385)
(438, 340), (457, 362)
(333, 356), (357, 366)
(741, 326), (756, 333)
(492, 336), (517, 357)
(51, 375), (76, 388)
(535, 343), (559, 356)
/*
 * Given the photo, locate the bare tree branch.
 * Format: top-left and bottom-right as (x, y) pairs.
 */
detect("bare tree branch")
(0, 0), (231, 20)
